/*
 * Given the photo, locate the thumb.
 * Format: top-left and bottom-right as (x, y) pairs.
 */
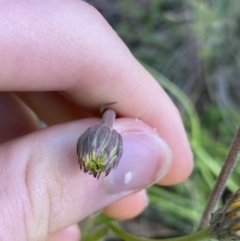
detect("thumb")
(0, 118), (172, 241)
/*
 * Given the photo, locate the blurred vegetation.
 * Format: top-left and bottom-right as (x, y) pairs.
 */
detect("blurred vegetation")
(80, 0), (240, 240)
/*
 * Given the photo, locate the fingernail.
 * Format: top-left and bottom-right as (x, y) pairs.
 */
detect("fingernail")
(106, 131), (172, 194)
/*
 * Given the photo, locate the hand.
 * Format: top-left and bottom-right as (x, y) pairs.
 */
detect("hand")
(0, 1), (193, 240)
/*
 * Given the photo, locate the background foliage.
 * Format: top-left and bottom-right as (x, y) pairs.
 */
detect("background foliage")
(80, 0), (240, 240)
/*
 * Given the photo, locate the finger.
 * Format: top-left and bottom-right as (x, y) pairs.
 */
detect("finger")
(48, 225), (80, 241)
(0, 92), (39, 143)
(0, 93), (77, 241)
(0, 0), (192, 184)
(17, 92), (92, 125)
(16, 89), (152, 223)
(0, 118), (172, 240)
(103, 190), (148, 220)
(0, 93), (150, 222)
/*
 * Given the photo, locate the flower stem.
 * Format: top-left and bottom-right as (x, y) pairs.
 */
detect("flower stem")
(198, 126), (240, 230)
(100, 102), (117, 128)
(109, 223), (214, 241)
(102, 109), (116, 128)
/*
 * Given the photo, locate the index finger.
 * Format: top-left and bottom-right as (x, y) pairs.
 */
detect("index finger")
(0, 0), (193, 184)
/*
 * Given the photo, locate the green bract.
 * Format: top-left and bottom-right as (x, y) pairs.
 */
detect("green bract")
(210, 188), (240, 241)
(77, 123), (123, 178)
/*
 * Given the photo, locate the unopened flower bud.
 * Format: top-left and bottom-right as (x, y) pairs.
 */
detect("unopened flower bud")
(77, 123), (123, 178)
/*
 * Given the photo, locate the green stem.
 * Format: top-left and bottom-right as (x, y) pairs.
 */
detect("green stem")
(109, 223), (215, 241)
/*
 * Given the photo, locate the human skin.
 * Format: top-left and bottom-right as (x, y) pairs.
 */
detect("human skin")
(0, 1), (193, 241)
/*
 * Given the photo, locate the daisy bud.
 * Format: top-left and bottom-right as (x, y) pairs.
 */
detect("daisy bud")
(77, 103), (123, 178)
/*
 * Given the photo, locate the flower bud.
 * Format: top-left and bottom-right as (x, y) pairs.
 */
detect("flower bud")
(210, 188), (240, 241)
(77, 123), (123, 178)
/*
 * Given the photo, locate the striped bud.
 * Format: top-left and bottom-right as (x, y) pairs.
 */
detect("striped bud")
(77, 123), (123, 178)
